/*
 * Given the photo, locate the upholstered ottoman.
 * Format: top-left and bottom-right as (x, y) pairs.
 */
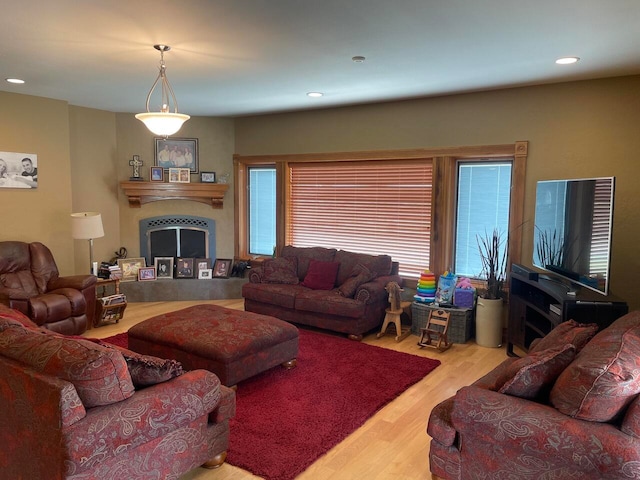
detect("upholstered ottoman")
(128, 304), (299, 386)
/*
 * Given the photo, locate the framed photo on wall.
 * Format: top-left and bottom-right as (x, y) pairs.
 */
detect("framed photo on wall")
(0, 151), (38, 189)
(154, 137), (198, 173)
(213, 259), (232, 278)
(154, 257), (174, 279)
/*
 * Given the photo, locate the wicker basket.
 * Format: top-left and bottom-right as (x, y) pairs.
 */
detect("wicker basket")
(411, 302), (474, 343)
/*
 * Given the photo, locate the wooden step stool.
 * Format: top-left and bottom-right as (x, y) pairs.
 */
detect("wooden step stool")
(417, 309), (451, 351)
(377, 301), (412, 342)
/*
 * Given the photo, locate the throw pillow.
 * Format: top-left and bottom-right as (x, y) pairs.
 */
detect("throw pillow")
(529, 319), (598, 354)
(262, 256), (299, 284)
(105, 343), (184, 388)
(337, 263), (376, 298)
(301, 259), (340, 290)
(550, 320), (640, 422)
(499, 344), (576, 399)
(621, 395), (640, 439)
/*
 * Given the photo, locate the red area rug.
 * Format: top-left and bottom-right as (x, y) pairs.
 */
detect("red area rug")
(103, 329), (440, 480)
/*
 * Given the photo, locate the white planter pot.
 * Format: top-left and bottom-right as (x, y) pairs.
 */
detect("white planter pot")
(475, 297), (504, 348)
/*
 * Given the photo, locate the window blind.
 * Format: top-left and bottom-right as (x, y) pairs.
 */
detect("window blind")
(287, 161), (432, 278)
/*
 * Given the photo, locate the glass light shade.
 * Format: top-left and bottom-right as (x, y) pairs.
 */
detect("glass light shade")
(71, 212), (104, 240)
(135, 112), (190, 136)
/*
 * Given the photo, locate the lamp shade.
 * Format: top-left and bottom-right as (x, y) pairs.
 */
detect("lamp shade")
(135, 112), (190, 136)
(71, 212), (104, 240)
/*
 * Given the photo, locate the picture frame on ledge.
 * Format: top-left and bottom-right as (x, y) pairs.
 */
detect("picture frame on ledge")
(198, 269), (212, 279)
(150, 166), (164, 182)
(138, 267), (156, 281)
(213, 259), (232, 278)
(176, 258), (195, 278)
(200, 171), (216, 183)
(169, 168), (190, 183)
(118, 258), (146, 282)
(195, 258), (211, 278)
(154, 257), (174, 279)
(154, 137), (198, 173)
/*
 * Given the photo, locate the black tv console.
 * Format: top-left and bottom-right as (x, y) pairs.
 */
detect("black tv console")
(507, 264), (628, 357)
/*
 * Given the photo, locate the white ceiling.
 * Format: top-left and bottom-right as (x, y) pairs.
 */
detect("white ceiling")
(2, 0), (640, 117)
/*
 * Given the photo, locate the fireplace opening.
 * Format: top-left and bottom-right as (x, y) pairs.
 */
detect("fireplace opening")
(140, 216), (216, 266)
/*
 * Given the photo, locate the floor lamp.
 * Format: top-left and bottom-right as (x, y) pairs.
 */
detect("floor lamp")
(71, 212), (105, 275)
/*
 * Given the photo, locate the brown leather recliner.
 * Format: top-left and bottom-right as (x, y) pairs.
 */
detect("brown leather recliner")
(0, 241), (96, 334)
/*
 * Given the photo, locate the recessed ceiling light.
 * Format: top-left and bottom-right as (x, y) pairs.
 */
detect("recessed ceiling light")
(555, 57), (580, 65)
(307, 92), (323, 98)
(352, 56), (366, 63)
(6, 78), (25, 84)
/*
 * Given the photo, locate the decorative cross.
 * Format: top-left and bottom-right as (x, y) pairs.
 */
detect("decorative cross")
(129, 155), (143, 179)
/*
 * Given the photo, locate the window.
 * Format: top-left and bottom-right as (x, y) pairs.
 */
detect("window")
(248, 166), (276, 255)
(454, 162), (512, 278)
(288, 161), (432, 277)
(234, 142), (526, 282)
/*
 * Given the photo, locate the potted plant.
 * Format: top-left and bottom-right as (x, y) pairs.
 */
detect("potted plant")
(475, 228), (507, 347)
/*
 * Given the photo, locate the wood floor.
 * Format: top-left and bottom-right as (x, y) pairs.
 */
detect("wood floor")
(86, 300), (508, 480)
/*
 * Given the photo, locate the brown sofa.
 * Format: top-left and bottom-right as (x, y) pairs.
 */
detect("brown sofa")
(242, 246), (401, 340)
(0, 304), (235, 479)
(428, 311), (640, 479)
(0, 240), (96, 335)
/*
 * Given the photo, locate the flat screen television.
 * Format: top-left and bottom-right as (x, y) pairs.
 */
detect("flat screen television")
(532, 176), (615, 295)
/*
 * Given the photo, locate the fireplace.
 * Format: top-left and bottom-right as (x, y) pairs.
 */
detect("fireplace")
(139, 216), (216, 265)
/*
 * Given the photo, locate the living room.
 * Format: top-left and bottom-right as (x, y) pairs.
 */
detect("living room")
(1, 3), (640, 479)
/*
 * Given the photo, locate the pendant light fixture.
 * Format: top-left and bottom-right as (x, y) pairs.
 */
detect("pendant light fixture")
(135, 45), (190, 137)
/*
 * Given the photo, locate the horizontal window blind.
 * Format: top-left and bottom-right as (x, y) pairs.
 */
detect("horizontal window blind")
(288, 161), (432, 278)
(590, 177), (613, 275)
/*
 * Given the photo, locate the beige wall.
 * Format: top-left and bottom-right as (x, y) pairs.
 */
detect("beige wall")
(0, 92), (75, 274)
(234, 75), (640, 309)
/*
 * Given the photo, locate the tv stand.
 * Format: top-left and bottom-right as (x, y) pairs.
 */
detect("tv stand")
(507, 265), (628, 357)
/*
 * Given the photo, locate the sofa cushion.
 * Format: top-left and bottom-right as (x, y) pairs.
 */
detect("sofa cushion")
(334, 250), (392, 286)
(499, 344), (576, 400)
(301, 259), (340, 290)
(242, 282), (300, 309)
(295, 289), (366, 319)
(337, 264), (376, 298)
(262, 256), (299, 284)
(529, 319), (598, 354)
(621, 395), (640, 438)
(550, 318), (640, 422)
(0, 326), (134, 407)
(281, 245), (337, 280)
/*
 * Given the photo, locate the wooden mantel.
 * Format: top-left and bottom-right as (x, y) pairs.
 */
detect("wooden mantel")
(120, 181), (229, 208)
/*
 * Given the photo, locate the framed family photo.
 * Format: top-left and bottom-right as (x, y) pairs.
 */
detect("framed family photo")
(0, 151), (38, 189)
(195, 258), (211, 278)
(213, 259), (232, 278)
(154, 137), (198, 173)
(169, 168), (190, 183)
(118, 257), (146, 282)
(154, 257), (174, 279)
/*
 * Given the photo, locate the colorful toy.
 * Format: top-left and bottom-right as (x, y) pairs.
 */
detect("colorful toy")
(414, 269), (436, 303)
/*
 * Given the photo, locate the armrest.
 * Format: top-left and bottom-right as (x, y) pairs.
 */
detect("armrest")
(354, 274), (402, 304)
(248, 266), (265, 283)
(48, 274), (97, 292)
(451, 386), (640, 476)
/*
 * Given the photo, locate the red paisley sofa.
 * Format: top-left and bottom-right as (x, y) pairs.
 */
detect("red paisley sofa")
(428, 311), (640, 479)
(0, 304), (235, 480)
(242, 246), (402, 340)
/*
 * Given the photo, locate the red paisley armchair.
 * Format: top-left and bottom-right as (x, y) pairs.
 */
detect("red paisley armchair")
(0, 241), (96, 335)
